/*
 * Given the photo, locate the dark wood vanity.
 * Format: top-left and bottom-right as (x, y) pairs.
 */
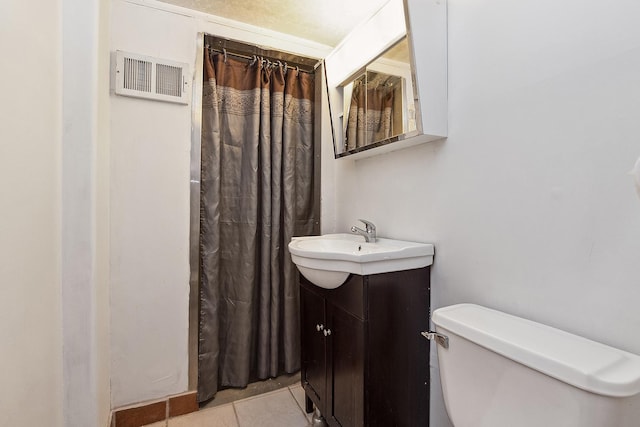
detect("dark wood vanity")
(300, 267), (430, 426)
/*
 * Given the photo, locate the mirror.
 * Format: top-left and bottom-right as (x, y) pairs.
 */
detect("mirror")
(323, 0), (447, 159)
(338, 37), (417, 155)
(323, 0), (422, 159)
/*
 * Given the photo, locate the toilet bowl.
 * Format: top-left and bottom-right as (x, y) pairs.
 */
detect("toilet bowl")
(432, 304), (640, 427)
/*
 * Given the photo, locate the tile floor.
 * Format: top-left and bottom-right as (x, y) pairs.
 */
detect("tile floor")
(143, 384), (312, 427)
(201, 373), (301, 409)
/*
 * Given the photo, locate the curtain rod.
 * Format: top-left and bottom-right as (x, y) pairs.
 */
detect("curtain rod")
(205, 46), (316, 75)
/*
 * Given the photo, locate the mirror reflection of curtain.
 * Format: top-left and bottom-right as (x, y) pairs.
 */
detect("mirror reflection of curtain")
(198, 51), (316, 402)
(345, 80), (394, 150)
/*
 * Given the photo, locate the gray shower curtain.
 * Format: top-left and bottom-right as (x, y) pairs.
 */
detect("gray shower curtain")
(345, 80), (394, 150)
(198, 50), (316, 402)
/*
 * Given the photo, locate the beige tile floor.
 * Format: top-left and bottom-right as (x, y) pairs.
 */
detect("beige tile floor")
(202, 373), (301, 409)
(143, 384), (312, 427)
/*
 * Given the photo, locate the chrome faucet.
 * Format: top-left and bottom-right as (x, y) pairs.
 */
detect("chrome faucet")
(351, 219), (376, 243)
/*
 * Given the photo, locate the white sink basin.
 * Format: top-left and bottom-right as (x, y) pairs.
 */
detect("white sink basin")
(288, 233), (434, 289)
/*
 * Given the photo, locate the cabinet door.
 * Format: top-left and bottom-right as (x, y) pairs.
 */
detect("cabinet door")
(328, 305), (365, 427)
(367, 268), (430, 426)
(300, 284), (327, 412)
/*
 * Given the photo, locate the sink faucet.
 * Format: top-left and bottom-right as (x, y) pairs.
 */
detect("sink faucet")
(351, 219), (376, 243)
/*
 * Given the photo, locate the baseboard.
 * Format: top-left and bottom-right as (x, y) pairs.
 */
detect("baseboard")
(111, 391), (198, 427)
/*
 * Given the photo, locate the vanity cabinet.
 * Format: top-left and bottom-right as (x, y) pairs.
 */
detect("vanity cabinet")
(300, 267), (430, 427)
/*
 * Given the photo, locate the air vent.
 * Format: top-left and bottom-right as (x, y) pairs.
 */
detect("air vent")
(123, 57), (152, 92)
(156, 63), (182, 97)
(114, 51), (189, 104)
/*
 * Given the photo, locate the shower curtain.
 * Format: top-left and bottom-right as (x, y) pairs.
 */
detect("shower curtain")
(198, 50), (317, 402)
(345, 81), (394, 150)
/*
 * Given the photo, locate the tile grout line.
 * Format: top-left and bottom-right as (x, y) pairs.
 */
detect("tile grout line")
(233, 386), (310, 427)
(287, 386), (307, 417)
(288, 385), (313, 424)
(231, 400), (242, 427)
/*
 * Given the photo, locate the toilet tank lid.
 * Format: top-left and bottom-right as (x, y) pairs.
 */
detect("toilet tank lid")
(432, 304), (640, 397)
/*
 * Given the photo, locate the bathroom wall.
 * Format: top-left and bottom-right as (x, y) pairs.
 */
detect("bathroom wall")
(327, 0), (640, 425)
(109, 0), (194, 408)
(62, 0), (112, 425)
(1, 0), (112, 425)
(97, 0), (113, 423)
(109, 0), (331, 407)
(0, 1), (64, 426)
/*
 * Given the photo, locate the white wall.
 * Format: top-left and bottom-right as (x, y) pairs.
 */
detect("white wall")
(96, 0), (113, 423)
(109, 1), (194, 407)
(0, 1), (64, 426)
(62, 0), (112, 425)
(0, 1), (111, 425)
(109, 0), (331, 407)
(328, 0), (640, 425)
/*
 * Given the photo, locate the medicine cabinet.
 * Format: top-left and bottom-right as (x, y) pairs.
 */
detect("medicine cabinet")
(324, 0), (448, 160)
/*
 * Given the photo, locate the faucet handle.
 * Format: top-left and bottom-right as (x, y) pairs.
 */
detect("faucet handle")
(358, 219), (376, 232)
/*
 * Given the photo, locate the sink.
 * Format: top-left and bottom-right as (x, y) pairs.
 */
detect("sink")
(288, 233), (434, 289)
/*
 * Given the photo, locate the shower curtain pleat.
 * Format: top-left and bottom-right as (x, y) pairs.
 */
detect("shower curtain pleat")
(198, 50), (316, 402)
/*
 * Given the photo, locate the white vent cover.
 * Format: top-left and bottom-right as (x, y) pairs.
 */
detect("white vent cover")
(114, 51), (189, 104)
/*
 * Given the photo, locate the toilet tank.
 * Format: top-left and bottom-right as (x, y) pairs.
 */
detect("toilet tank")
(432, 304), (640, 427)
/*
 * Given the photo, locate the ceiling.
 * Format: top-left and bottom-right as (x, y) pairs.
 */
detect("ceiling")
(156, 0), (389, 47)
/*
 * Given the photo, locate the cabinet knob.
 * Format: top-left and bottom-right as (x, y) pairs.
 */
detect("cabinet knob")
(323, 329), (332, 337)
(316, 324), (324, 332)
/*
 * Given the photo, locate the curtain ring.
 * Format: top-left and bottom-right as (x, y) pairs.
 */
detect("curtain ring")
(284, 62), (288, 76)
(223, 48), (227, 63)
(296, 66), (300, 75)
(249, 55), (257, 67)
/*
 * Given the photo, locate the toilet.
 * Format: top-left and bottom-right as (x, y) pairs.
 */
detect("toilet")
(431, 304), (640, 427)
